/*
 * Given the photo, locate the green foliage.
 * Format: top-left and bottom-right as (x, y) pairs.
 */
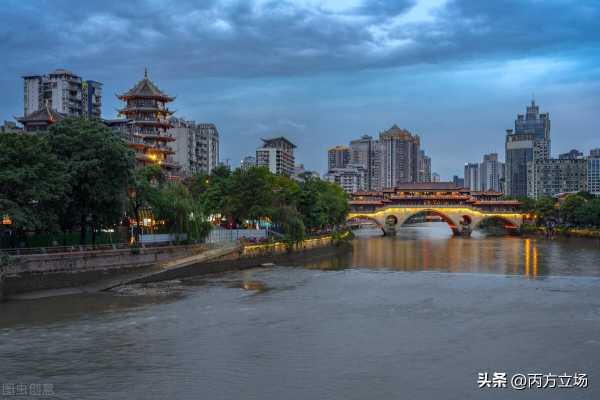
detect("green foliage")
(535, 197), (558, 226)
(46, 118), (134, 243)
(559, 195), (586, 226)
(0, 133), (66, 234)
(297, 177), (348, 231)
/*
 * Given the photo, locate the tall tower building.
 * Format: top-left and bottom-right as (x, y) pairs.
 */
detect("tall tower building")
(349, 135), (381, 191)
(480, 153), (501, 192)
(464, 162), (480, 191)
(23, 69), (102, 118)
(418, 150), (432, 183)
(505, 100), (551, 197)
(327, 146), (351, 170)
(116, 69), (180, 177)
(379, 125), (420, 188)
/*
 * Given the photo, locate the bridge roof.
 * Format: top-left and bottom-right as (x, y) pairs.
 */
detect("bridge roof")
(390, 182), (468, 192)
(348, 200), (384, 205)
(472, 200), (521, 205)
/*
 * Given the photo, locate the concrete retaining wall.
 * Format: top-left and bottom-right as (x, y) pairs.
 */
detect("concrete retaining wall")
(2, 236), (345, 300)
(2, 244), (213, 297)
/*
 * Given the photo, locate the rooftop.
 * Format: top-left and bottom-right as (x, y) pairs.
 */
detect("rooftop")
(118, 69), (173, 100)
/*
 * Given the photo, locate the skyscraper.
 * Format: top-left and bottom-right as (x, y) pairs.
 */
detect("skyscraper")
(240, 155), (256, 170)
(327, 146), (351, 170)
(480, 153), (501, 192)
(505, 100), (551, 197)
(464, 162), (480, 191)
(256, 137), (296, 176)
(23, 69), (102, 118)
(418, 150), (432, 183)
(349, 135), (381, 191)
(379, 125), (420, 188)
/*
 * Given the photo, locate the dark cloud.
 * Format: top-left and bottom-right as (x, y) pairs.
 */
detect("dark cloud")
(1, 0), (599, 176)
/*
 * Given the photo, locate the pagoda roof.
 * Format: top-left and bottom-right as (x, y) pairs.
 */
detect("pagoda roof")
(118, 69), (174, 100)
(16, 104), (66, 124)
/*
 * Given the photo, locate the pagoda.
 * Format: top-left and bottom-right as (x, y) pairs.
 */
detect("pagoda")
(117, 69), (180, 176)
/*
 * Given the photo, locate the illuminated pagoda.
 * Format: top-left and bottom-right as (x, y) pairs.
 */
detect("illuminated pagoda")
(117, 69), (180, 177)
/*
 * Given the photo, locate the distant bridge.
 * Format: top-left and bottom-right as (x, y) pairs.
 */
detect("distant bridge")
(347, 183), (527, 236)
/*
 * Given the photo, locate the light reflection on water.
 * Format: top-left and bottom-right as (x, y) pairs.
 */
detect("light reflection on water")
(302, 223), (600, 277)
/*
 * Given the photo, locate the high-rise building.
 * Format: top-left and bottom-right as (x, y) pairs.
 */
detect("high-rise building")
(515, 100), (551, 146)
(349, 135), (381, 191)
(506, 100), (551, 197)
(559, 149), (584, 160)
(116, 69), (180, 177)
(379, 125), (420, 188)
(23, 69), (102, 118)
(431, 172), (441, 182)
(328, 146), (351, 170)
(418, 150), (432, 183)
(480, 153), (501, 192)
(170, 118), (219, 176)
(464, 162), (480, 191)
(528, 156), (587, 198)
(240, 156), (256, 170)
(588, 149), (600, 197)
(325, 164), (367, 193)
(256, 137), (296, 176)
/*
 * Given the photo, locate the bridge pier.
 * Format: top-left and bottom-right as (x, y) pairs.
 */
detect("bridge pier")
(383, 226), (396, 236)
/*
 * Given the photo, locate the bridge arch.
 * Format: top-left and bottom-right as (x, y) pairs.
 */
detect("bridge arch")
(346, 215), (385, 233)
(399, 209), (460, 235)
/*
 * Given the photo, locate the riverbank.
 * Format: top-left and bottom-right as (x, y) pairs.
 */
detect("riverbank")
(0, 235), (349, 301)
(521, 224), (600, 239)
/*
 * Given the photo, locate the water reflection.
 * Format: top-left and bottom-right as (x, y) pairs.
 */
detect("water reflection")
(303, 223), (600, 277)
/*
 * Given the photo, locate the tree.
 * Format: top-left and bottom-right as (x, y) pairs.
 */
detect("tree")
(560, 195), (586, 226)
(576, 198), (600, 227)
(535, 197), (558, 226)
(45, 118), (134, 244)
(0, 133), (66, 244)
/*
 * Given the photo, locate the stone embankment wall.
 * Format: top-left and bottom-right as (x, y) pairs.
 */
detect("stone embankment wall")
(1, 244), (213, 298)
(1, 235), (344, 300)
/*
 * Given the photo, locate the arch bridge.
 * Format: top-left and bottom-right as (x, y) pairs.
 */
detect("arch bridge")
(347, 183), (527, 236)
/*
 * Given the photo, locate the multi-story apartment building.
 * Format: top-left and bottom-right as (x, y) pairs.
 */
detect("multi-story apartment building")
(589, 149), (600, 197)
(328, 146), (351, 170)
(431, 172), (440, 183)
(170, 118), (219, 176)
(464, 162), (480, 191)
(256, 137), (296, 176)
(0, 121), (23, 133)
(528, 150), (587, 198)
(240, 156), (256, 170)
(418, 150), (432, 183)
(505, 100), (551, 197)
(349, 135), (381, 191)
(324, 164), (367, 193)
(379, 125), (420, 188)
(23, 69), (102, 118)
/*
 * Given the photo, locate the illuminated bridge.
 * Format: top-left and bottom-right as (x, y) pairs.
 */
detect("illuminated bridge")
(347, 183), (526, 236)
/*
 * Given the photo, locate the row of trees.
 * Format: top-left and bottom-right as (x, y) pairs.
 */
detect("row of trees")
(517, 192), (600, 228)
(1, 118), (349, 247)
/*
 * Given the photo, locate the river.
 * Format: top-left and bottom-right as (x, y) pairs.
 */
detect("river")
(1, 223), (600, 399)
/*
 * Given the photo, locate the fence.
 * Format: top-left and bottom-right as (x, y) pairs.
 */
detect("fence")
(206, 228), (268, 243)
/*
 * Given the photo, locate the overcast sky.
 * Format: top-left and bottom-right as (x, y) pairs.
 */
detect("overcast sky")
(1, 0), (599, 178)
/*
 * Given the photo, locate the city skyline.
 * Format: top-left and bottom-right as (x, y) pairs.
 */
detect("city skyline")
(1, 0), (599, 177)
